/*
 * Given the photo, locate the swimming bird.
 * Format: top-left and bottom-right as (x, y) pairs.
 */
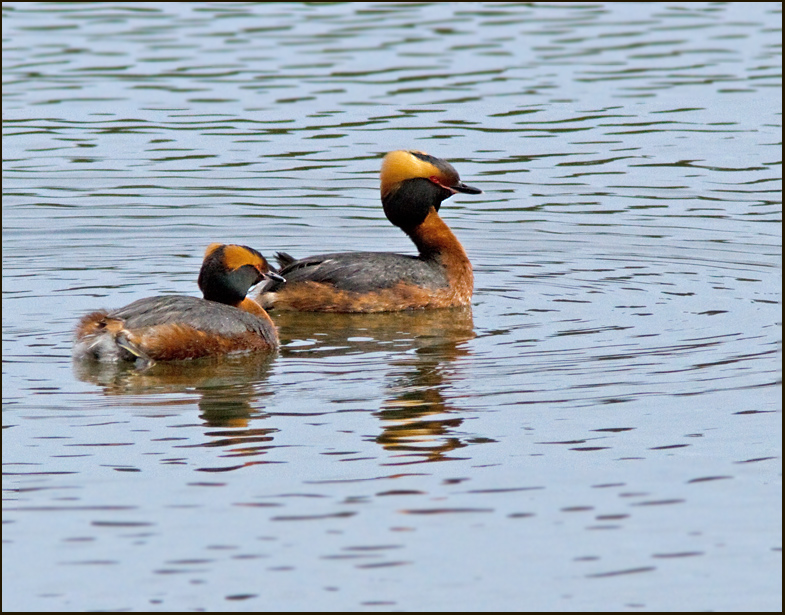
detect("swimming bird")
(74, 243), (282, 365)
(258, 150), (481, 312)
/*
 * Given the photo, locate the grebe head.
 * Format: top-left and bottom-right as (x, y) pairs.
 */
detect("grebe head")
(198, 243), (282, 306)
(380, 150), (481, 231)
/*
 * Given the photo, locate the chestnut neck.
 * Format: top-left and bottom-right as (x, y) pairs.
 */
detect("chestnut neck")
(406, 208), (468, 261)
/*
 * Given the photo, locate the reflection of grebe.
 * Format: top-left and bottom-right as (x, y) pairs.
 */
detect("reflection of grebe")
(73, 352), (279, 466)
(374, 310), (478, 465)
(273, 305), (476, 357)
(273, 307), (482, 464)
(74, 244), (281, 366)
(259, 150), (482, 312)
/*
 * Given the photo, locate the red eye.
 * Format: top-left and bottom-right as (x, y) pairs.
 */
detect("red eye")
(429, 175), (457, 194)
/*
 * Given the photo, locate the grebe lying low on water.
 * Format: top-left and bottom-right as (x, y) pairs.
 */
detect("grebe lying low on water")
(74, 243), (282, 365)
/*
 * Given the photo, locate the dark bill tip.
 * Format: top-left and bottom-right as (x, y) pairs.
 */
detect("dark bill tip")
(265, 272), (286, 284)
(453, 182), (482, 195)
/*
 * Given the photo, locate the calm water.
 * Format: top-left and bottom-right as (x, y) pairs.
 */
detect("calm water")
(2, 2), (781, 611)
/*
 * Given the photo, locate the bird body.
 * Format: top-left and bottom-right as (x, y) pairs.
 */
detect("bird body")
(74, 244), (280, 365)
(259, 150), (481, 312)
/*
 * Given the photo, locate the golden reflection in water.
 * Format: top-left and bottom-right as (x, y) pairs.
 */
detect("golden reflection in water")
(73, 307), (486, 465)
(73, 352), (274, 417)
(73, 353), (278, 467)
(275, 306), (483, 465)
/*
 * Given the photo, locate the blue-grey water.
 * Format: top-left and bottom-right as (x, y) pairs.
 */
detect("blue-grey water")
(2, 2), (781, 611)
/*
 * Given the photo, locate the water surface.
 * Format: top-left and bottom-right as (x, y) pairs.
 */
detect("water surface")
(3, 2), (781, 611)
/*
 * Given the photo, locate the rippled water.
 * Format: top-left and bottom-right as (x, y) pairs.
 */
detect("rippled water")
(3, 2), (781, 611)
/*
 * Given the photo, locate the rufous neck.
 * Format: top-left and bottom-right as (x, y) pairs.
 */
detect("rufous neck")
(406, 208), (468, 260)
(237, 297), (274, 324)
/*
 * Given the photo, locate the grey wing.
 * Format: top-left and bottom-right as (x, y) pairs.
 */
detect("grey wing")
(110, 295), (272, 338)
(269, 252), (449, 293)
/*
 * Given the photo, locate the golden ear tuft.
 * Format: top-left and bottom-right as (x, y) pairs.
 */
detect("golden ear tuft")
(380, 150), (442, 196)
(220, 244), (267, 272)
(204, 243), (224, 258)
